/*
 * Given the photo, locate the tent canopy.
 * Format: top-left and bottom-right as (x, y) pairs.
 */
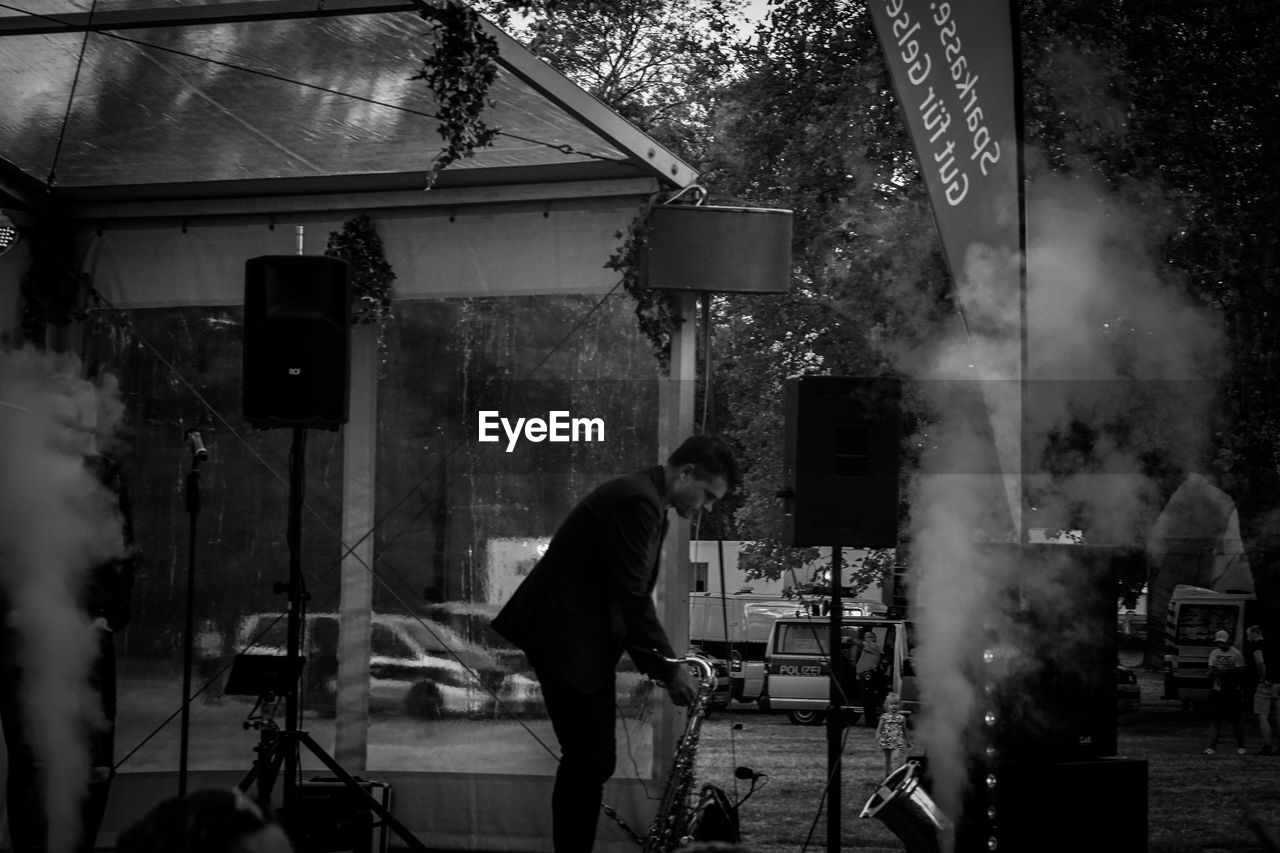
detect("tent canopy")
(0, 0), (696, 214)
(0, 0), (700, 306)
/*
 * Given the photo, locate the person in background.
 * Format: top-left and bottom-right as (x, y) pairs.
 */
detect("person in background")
(195, 618), (226, 705)
(1204, 629), (1247, 755)
(115, 788), (294, 853)
(1246, 625), (1279, 755)
(874, 692), (911, 778)
(847, 628), (884, 726)
(80, 450), (137, 849)
(492, 434), (738, 853)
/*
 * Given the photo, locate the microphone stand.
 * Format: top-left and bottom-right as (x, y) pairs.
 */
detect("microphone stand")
(178, 430), (207, 797)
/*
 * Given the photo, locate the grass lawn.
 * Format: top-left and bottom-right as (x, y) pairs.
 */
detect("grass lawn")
(693, 653), (1280, 852)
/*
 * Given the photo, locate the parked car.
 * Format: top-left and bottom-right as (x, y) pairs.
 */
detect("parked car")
(234, 611), (541, 719)
(690, 595), (889, 706)
(1116, 663), (1141, 713)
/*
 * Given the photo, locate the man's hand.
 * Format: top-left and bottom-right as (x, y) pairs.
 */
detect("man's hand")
(664, 664), (700, 707)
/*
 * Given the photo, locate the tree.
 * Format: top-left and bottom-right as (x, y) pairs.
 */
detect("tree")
(511, 0), (744, 161)
(696, 0), (952, 582)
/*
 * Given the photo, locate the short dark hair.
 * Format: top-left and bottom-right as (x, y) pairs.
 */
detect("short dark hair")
(668, 434), (739, 490)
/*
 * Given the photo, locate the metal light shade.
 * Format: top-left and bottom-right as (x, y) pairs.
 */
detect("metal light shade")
(640, 204), (792, 293)
(860, 762), (953, 853)
(0, 211), (18, 257)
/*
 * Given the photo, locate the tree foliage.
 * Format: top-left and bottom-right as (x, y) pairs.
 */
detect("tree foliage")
(412, 0), (501, 183)
(519, 0), (743, 161)
(695, 0), (951, 581)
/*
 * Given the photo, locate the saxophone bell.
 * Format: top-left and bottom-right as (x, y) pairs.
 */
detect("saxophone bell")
(630, 647), (717, 689)
(680, 651), (717, 690)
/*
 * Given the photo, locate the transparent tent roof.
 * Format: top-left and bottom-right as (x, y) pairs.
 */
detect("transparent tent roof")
(0, 0), (695, 207)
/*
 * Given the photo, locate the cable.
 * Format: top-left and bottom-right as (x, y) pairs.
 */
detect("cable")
(799, 724), (853, 853)
(711, 520), (744, 803)
(616, 695), (659, 801)
(44, 0), (96, 187)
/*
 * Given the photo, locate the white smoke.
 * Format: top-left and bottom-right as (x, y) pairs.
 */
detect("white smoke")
(906, 170), (1224, 828)
(0, 348), (127, 853)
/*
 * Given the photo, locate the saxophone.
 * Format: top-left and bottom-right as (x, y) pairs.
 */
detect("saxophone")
(604, 652), (718, 852)
(643, 652), (716, 852)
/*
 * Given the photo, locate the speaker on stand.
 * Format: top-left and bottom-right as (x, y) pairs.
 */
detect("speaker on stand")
(243, 254), (351, 430)
(238, 254), (426, 852)
(780, 376), (902, 853)
(781, 376), (902, 550)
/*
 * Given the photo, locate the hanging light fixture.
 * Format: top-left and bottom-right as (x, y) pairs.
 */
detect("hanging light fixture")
(0, 211), (19, 257)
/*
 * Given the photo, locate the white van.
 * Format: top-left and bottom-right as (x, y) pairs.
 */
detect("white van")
(762, 615), (916, 725)
(1163, 586), (1259, 704)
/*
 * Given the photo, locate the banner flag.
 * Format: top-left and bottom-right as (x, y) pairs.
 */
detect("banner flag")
(868, 0), (1024, 535)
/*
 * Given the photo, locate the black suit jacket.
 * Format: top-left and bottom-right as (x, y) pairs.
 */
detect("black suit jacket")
(492, 466), (678, 693)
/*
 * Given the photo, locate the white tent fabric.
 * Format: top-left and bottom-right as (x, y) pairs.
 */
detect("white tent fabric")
(87, 192), (651, 309)
(1147, 472), (1253, 593)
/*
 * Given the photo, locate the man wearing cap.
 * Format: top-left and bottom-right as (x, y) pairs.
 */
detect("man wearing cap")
(1204, 629), (1247, 755)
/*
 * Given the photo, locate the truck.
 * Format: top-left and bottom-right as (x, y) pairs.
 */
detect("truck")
(1163, 585), (1258, 704)
(689, 592), (887, 704)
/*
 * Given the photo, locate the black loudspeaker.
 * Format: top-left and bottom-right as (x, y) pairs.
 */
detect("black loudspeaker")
(1002, 543), (1119, 761)
(782, 377), (901, 548)
(243, 255), (351, 429)
(278, 778), (391, 853)
(993, 758), (1148, 853)
(911, 755), (1148, 853)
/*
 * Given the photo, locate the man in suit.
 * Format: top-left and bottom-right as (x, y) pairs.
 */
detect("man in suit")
(492, 434), (738, 853)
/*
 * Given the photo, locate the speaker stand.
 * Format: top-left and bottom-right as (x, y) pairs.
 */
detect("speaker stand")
(239, 426), (428, 853)
(178, 436), (204, 796)
(827, 545), (844, 853)
(240, 723), (426, 853)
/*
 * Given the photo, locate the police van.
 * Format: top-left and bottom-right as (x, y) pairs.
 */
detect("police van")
(1164, 585), (1258, 703)
(689, 594), (888, 705)
(762, 615), (917, 725)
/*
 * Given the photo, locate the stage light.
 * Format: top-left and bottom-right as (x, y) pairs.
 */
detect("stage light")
(0, 211), (18, 257)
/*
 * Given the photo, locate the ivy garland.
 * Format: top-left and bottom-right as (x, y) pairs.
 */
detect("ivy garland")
(412, 0), (501, 187)
(407, 4), (687, 367)
(326, 214), (396, 325)
(606, 200), (680, 372)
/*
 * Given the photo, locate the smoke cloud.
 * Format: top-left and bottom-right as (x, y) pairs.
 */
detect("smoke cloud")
(0, 348), (127, 853)
(904, 170), (1225, 828)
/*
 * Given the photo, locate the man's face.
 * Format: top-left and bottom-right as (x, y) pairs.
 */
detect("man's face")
(670, 465), (729, 520)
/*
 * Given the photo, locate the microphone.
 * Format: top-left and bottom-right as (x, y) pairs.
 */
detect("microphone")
(186, 429), (208, 462)
(734, 766), (764, 781)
